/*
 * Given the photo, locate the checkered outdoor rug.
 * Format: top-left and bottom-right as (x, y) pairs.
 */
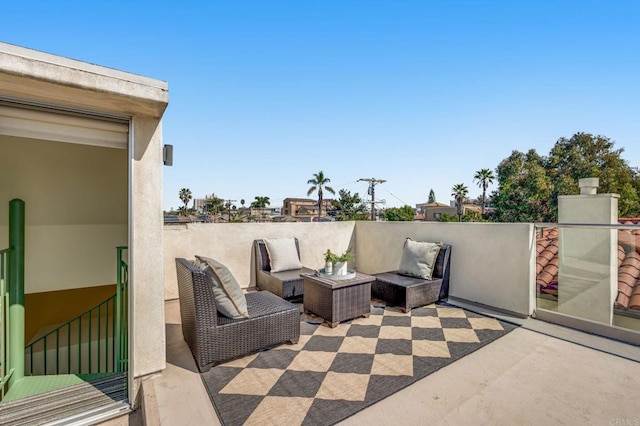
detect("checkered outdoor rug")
(201, 303), (517, 426)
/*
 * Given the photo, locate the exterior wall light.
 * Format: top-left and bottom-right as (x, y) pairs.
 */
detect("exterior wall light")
(163, 144), (173, 166)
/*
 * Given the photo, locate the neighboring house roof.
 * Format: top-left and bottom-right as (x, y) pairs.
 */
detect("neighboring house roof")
(462, 204), (482, 213)
(283, 198), (316, 202)
(283, 198), (334, 204)
(418, 202), (450, 207)
(273, 215), (300, 222)
(536, 222), (640, 311)
(298, 206), (320, 214)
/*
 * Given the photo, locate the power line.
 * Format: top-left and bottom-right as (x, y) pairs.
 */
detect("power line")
(224, 199), (237, 222)
(387, 191), (409, 206)
(358, 178), (386, 221)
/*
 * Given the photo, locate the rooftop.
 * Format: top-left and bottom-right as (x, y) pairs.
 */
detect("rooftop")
(141, 299), (640, 425)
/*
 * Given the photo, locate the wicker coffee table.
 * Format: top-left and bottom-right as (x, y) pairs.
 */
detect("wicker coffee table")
(302, 272), (374, 328)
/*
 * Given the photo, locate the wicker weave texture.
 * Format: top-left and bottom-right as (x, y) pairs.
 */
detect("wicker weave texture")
(372, 244), (452, 312)
(175, 258), (300, 372)
(372, 274), (443, 313)
(302, 273), (373, 327)
(254, 238), (310, 299)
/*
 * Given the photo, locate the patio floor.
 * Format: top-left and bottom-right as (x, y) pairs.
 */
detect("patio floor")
(142, 299), (640, 425)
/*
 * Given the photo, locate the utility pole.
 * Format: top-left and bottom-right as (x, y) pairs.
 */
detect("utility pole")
(358, 178), (386, 221)
(225, 199), (237, 222)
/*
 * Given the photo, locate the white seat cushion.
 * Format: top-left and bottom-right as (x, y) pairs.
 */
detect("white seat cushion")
(196, 255), (249, 319)
(397, 238), (442, 280)
(264, 238), (303, 272)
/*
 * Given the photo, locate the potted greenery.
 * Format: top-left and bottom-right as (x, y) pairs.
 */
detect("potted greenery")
(332, 248), (354, 276)
(324, 249), (338, 275)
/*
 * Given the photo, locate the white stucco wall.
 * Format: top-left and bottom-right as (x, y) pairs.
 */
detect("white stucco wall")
(163, 221), (535, 316)
(354, 221), (535, 316)
(557, 194), (619, 324)
(130, 117), (167, 377)
(163, 222), (356, 300)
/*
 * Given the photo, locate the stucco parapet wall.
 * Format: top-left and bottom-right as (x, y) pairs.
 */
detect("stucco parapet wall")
(558, 194), (620, 200)
(0, 42), (168, 117)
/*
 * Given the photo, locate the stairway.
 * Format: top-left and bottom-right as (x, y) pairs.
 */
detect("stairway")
(0, 373), (128, 425)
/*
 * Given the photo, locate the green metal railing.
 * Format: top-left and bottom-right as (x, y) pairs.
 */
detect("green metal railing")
(115, 246), (128, 373)
(1, 248), (15, 399)
(1, 199), (25, 401)
(24, 247), (129, 376)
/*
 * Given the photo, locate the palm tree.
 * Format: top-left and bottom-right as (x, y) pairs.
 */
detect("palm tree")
(250, 196), (271, 222)
(451, 183), (469, 222)
(251, 196), (271, 209)
(307, 171), (335, 218)
(473, 168), (495, 216)
(205, 195), (224, 222)
(178, 188), (192, 217)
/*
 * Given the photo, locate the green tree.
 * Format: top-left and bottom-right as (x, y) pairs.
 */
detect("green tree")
(451, 183), (469, 222)
(473, 168), (495, 216)
(332, 189), (369, 221)
(178, 188), (192, 217)
(204, 195), (224, 222)
(307, 171), (335, 217)
(436, 211), (487, 222)
(490, 149), (553, 222)
(546, 132), (639, 218)
(383, 205), (416, 221)
(229, 205), (250, 223)
(251, 196), (271, 221)
(251, 196), (271, 209)
(428, 189), (436, 203)
(491, 133), (640, 222)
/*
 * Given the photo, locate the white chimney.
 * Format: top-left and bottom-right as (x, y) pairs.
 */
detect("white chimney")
(578, 177), (599, 195)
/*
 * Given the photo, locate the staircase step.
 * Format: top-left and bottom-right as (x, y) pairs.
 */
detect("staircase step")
(0, 373), (128, 425)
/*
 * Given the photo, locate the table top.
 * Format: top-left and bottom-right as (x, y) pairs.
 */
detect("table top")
(302, 271), (375, 289)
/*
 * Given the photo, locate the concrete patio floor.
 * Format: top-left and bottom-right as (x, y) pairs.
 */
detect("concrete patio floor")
(142, 300), (640, 425)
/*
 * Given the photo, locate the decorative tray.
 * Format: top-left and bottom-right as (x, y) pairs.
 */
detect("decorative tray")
(317, 269), (357, 280)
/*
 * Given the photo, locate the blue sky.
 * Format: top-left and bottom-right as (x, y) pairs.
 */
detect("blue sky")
(3, 1), (639, 210)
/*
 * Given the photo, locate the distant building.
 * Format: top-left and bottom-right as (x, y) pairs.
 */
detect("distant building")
(415, 201), (481, 221)
(193, 198), (208, 212)
(244, 206), (281, 222)
(282, 198), (334, 218)
(193, 194), (221, 213)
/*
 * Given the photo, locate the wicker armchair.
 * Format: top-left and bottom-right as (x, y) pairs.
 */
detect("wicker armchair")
(254, 238), (315, 300)
(175, 258), (300, 372)
(372, 244), (452, 312)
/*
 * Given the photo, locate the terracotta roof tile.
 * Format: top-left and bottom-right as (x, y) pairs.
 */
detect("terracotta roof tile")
(537, 271), (554, 288)
(618, 246), (626, 266)
(629, 294), (640, 309)
(540, 286), (558, 296)
(617, 292), (630, 308)
(618, 282), (635, 297)
(536, 227), (640, 311)
(618, 231), (640, 253)
(616, 250), (640, 309)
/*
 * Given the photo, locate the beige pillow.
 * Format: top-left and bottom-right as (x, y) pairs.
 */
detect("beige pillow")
(397, 238), (442, 280)
(264, 238), (302, 272)
(196, 255), (249, 319)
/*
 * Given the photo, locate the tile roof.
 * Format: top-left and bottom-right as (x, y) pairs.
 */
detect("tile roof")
(536, 224), (640, 311)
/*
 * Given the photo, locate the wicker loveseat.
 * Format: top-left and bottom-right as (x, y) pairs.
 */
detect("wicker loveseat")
(175, 258), (300, 372)
(372, 244), (452, 312)
(254, 238), (315, 300)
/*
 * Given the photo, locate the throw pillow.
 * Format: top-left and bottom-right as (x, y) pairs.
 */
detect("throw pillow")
(196, 255), (250, 319)
(397, 238), (442, 280)
(263, 238), (302, 272)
